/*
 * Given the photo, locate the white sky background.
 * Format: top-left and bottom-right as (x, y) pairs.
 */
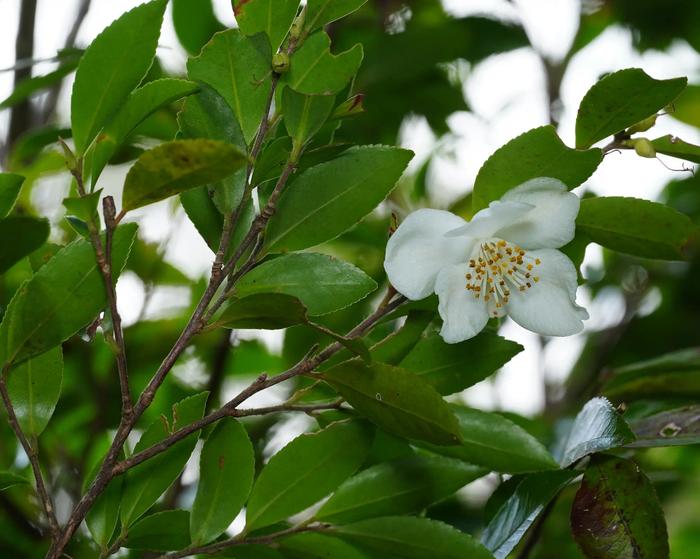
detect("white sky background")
(1, 0), (699, 416)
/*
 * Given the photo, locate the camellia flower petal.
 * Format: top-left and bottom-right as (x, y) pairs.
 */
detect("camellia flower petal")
(384, 177), (589, 343)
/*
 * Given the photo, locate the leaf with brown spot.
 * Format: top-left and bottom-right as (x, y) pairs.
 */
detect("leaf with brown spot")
(571, 455), (669, 559)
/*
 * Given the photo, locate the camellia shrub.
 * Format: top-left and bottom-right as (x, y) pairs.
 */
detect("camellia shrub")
(1, 1), (700, 559)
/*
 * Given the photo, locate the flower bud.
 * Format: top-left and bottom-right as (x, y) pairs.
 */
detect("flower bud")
(272, 52), (290, 74)
(626, 114), (658, 134)
(632, 138), (656, 158)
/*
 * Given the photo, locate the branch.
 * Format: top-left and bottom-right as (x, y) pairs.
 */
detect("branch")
(111, 294), (403, 476)
(161, 523), (328, 559)
(0, 368), (59, 538)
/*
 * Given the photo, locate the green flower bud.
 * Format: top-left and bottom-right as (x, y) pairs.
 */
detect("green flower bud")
(272, 52), (290, 74)
(632, 137), (656, 158)
(627, 114), (658, 134)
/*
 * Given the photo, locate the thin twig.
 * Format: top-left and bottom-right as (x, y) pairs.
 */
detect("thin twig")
(0, 368), (59, 538)
(161, 523), (328, 559)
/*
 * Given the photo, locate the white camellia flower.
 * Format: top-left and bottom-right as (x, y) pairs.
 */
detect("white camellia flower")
(384, 177), (589, 343)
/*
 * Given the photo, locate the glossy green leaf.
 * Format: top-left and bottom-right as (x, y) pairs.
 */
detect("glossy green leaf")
(284, 31), (363, 95)
(333, 516), (494, 559)
(0, 173), (24, 218)
(304, 0), (367, 33)
(188, 29), (272, 143)
(236, 253), (377, 315)
(6, 347), (62, 437)
(0, 471), (29, 491)
(472, 125), (602, 211)
(559, 397), (635, 467)
(399, 332), (522, 395)
(214, 293), (309, 330)
(234, 0), (300, 52)
(280, 532), (369, 559)
(571, 456), (669, 559)
(71, 0), (167, 152)
(651, 134), (700, 164)
(86, 474), (123, 550)
(122, 139), (246, 211)
(628, 405), (700, 447)
(576, 68), (687, 149)
(172, 0), (225, 54)
(670, 84), (700, 128)
(125, 509), (191, 551)
(178, 83), (247, 215)
(576, 196), (697, 260)
(265, 145), (412, 252)
(370, 311), (433, 365)
(316, 453), (486, 523)
(191, 418), (255, 545)
(87, 79), (199, 184)
(283, 87), (335, 150)
(0, 223), (137, 366)
(603, 348), (700, 401)
(120, 392), (208, 527)
(0, 217), (50, 274)
(482, 470), (579, 558)
(423, 406), (559, 473)
(322, 361), (461, 446)
(246, 420), (373, 530)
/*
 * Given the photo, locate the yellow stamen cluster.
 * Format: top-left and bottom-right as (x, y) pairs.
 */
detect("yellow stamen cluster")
(466, 239), (542, 316)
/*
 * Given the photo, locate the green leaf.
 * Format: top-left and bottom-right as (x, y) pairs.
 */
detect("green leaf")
(236, 253), (377, 316)
(651, 134), (700, 164)
(333, 516), (494, 559)
(284, 31), (363, 95)
(125, 509), (191, 551)
(576, 196), (697, 260)
(571, 456), (669, 559)
(399, 332), (522, 396)
(188, 29), (272, 144)
(0, 223), (137, 366)
(603, 348), (700, 401)
(178, 83), (248, 215)
(214, 293), (309, 330)
(316, 453), (486, 523)
(87, 79), (200, 184)
(0, 217), (50, 274)
(423, 406), (559, 474)
(282, 87), (335, 150)
(280, 532), (369, 559)
(559, 397), (635, 467)
(191, 418), (255, 545)
(304, 0), (368, 34)
(122, 139), (246, 211)
(0, 471), (29, 491)
(6, 347), (62, 437)
(322, 361), (461, 446)
(472, 125), (602, 211)
(481, 470), (579, 558)
(71, 0), (167, 152)
(265, 145), (412, 252)
(234, 0), (300, 53)
(245, 420), (373, 530)
(62, 189), (102, 222)
(0, 173), (24, 218)
(575, 68), (687, 149)
(120, 392), (208, 527)
(370, 311), (433, 365)
(172, 0), (225, 54)
(628, 405), (700, 447)
(0, 61), (79, 110)
(86, 474), (123, 550)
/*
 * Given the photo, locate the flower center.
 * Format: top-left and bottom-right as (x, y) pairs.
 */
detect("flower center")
(465, 239), (541, 308)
